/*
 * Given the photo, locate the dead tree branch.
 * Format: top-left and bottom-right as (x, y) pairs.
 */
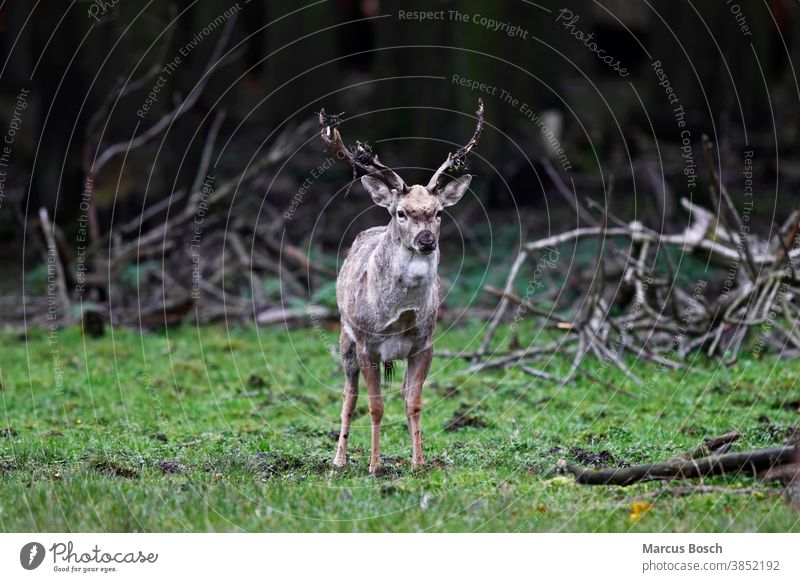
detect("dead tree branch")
(568, 445), (795, 486)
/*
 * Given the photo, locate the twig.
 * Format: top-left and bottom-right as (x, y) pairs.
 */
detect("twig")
(519, 365), (564, 383)
(188, 109), (226, 207)
(483, 284), (569, 324)
(475, 249), (529, 360)
(671, 431), (741, 461)
(541, 156), (596, 226)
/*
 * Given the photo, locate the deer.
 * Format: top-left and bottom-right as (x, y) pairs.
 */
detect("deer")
(318, 100), (485, 473)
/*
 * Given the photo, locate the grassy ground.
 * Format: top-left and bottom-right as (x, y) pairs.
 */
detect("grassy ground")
(0, 319), (798, 532)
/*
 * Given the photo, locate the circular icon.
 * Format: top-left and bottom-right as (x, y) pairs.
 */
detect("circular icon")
(20, 542), (46, 570)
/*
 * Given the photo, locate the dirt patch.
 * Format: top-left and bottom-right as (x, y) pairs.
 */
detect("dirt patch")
(0, 459), (17, 474)
(570, 447), (617, 467)
(444, 405), (487, 432)
(428, 458), (446, 469)
(373, 464), (404, 479)
(431, 383), (460, 398)
(150, 433), (168, 443)
(157, 460), (185, 474)
(249, 452), (326, 479)
(776, 400), (800, 413)
(757, 416), (798, 442)
(289, 394), (318, 407)
(92, 459), (139, 479)
(248, 374), (267, 388)
(0, 428), (17, 437)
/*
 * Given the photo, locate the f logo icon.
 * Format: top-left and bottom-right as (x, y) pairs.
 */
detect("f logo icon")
(20, 542), (46, 570)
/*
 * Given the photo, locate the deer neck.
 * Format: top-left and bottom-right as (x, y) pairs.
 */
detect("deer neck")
(371, 228), (438, 304)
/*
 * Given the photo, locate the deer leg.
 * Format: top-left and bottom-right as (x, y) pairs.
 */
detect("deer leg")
(405, 346), (432, 466)
(334, 333), (359, 467)
(401, 367), (409, 436)
(358, 351), (383, 473)
(333, 369), (359, 467)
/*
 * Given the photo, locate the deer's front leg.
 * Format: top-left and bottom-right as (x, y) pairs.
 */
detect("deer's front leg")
(333, 368), (359, 467)
(357, 350), (383, 473)
(334, 333), (360, 467)
(405, 346), (432, 466)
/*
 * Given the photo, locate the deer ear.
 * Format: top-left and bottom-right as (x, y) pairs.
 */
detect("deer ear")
(437, 174), (472, 207)
(361, 175), (394, 207)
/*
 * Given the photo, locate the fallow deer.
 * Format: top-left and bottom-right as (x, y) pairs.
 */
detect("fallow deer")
(319, 101), (485, 473)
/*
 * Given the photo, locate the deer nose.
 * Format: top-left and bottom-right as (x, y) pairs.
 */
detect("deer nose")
(415, 230), (437, 254)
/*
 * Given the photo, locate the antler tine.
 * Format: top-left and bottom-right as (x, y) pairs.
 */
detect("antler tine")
(427, 99), (485, 191)
(318, 109), (406, 192)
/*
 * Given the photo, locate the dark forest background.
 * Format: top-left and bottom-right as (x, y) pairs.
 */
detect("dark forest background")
(0, 0), (798, 326)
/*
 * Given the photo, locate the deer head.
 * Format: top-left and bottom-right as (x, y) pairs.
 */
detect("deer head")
(318, 100), (485, 255)
(360, 176), (472, 255)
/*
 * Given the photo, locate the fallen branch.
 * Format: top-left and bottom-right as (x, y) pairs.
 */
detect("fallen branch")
(568, 445), (795, 486)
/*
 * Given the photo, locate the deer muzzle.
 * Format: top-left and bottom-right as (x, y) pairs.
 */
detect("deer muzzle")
(415, 230), (437, 254)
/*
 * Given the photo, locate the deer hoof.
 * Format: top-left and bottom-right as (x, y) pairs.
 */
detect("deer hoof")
(332, 456), (347, 468)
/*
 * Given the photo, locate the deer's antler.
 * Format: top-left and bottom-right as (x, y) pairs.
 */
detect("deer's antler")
(427, 99), (485, 191)
(318, 110), (407, 193)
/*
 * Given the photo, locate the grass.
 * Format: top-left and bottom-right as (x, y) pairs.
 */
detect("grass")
(0, 319), (798, 532)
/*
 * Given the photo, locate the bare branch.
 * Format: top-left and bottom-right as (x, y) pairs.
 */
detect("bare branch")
(91, 16), (236, 176)
(569, 445), (795, 486)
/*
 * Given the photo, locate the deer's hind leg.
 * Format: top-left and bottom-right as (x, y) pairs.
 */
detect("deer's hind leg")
(333, 332), (359, 467)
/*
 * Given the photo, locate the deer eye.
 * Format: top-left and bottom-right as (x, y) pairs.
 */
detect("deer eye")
(397, 210), (406, 219)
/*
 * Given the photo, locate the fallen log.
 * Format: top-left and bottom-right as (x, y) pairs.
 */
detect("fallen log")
(568, 445), (795, 486)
